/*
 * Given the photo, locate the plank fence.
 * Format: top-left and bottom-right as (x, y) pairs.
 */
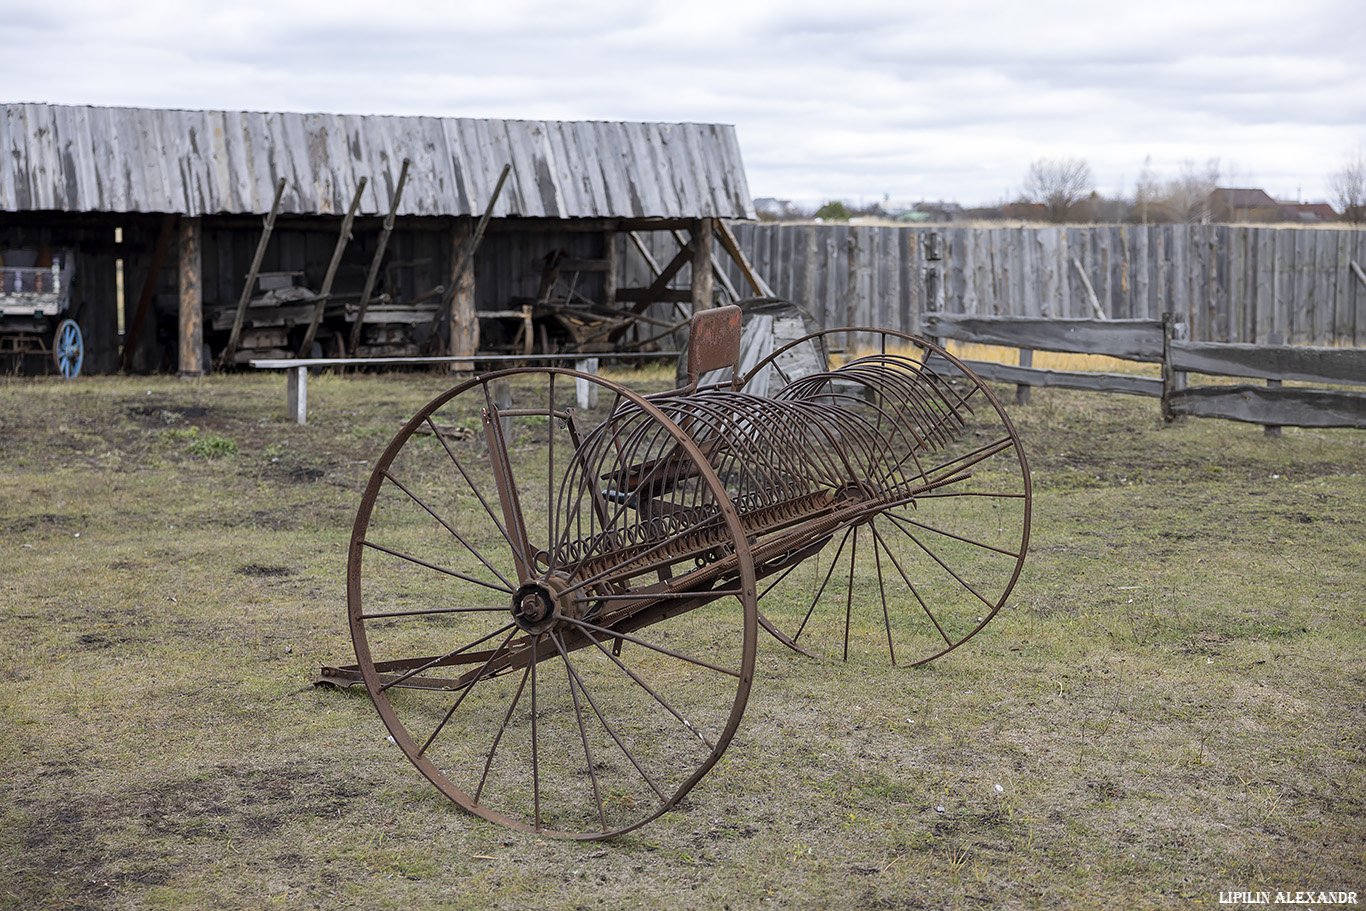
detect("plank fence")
(717, 222), (1366, 347)
(604, 222), (1366, 427)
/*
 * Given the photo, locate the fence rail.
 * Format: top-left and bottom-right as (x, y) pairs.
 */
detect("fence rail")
(922, 313), (1366, 429)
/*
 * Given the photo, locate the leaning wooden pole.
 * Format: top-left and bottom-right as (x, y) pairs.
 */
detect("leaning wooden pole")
(425, 163), (511, 353)
(299, 177), (367, 357)
(348, 159), (409, 355)
(714, 220), (775, 298)
(220, 177), (287, 367)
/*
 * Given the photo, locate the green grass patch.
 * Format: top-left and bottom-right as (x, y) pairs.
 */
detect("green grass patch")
(0, 371), (1363, 910)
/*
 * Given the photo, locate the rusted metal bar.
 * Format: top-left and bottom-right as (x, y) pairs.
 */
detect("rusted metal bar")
(332, 309), (1031, 840)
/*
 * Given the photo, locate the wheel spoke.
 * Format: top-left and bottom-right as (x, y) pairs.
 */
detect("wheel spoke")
(569, 617), (742, 679)
(919, 435), (1017, 485)
(361, 539), (514, 595)
(843, 524), (857, 661)
(871, 521), (897, 665)
(425, 414), (533, 575)
(379, 622), (517, 694)
(868, 518), (954, 647)
(360, 604), (508, 621)
(417, 627), (521, 754)
(881, 510), (1023, 558)
(553, 631), (669, 803)
(381, 469), (516, 590)
(569, 620), (720, 751)
(795, 525), (853, 642)
(474, 652), (536, 804)
(551, 631), (608, 832)
(902, 528), (998, 610)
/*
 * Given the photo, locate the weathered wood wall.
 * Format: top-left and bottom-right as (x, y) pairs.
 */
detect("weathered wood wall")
(724, 224), (1366, 346)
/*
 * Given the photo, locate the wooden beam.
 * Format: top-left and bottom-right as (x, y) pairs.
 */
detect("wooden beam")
(691, 218), (714, 311)
(221, 177), (287, 367)
(627, 231), (664, 278)
(714, 220), (775, 297)
(626, 243), (694, 312)
(177, 217), (204, 377)
(615, 287), (693, 304)
(349, 159), (409, 354)
(925, 314), (1168, 362)
(1070, 255), (1106, 319)
(1351, 259), (1366, 290)
(927, 354), (1164, 397)
(1169, 385), (1366, 428)
(299, 177), (367, 356)
(1170, 340), (1366, 386)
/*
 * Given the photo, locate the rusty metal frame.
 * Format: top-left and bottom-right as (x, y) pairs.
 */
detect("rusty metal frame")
(328, 309), (1031, 840)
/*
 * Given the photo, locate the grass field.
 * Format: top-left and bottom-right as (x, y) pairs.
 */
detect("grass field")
(1, 366), (1363, 910)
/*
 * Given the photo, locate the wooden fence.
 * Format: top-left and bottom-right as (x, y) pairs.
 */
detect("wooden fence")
(923, 313), (1366, 429)
(717, 223), (1366, 347)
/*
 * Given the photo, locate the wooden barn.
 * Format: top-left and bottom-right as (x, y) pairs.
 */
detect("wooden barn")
(0, 103), (763, 375)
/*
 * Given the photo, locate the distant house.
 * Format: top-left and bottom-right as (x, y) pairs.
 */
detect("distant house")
(1281, 202), (1338, 223)
(1002, 201), (1048, 220)
(1207, 188), (1284, 223)
(753, 197), (804, 221)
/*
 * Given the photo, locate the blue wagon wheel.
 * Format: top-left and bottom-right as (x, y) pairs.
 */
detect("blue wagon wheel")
(53, 319), (83, 379)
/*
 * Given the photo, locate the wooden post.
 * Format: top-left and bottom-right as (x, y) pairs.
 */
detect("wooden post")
(1264, 332), (1284, 437)
(450, 219), (478, 372)
(1160, 312), (1188, 423)
(349, 159), (409, 355)
(1016, 348), (1033, 405)
(602, 228), (618, 311)
(177, 217), (204, 377)
(923, 232), (942, 348)
(575, 357), (600, 409)
(286, 366), (308, 425)
(299, 177), (367, 357)
(222, 177), (287, 366)
(691, 218), (715, 313)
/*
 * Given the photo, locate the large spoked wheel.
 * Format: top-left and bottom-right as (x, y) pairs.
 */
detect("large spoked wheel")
(741, 328), (1031, 668)
(348, 368), (757, 839)
(53, 319), (83, 379)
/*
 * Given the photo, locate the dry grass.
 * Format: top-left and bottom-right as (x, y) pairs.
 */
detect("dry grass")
(1, 369), (1363, 910)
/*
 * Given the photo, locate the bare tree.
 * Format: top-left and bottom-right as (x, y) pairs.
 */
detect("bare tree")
(1023, 157), (1093, 222)
(1169, 158), (1221, 223)
(1134, 155), (1161, 225)
(1330, 150), (1366, 223)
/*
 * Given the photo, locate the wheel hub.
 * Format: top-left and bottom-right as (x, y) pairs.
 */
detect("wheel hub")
(510, 573), (575, 634)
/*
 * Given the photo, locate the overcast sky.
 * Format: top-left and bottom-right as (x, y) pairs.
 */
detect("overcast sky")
(6, 0), (1364, 209)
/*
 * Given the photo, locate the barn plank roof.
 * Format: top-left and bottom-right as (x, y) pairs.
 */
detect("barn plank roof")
(0, 103), (755, 220)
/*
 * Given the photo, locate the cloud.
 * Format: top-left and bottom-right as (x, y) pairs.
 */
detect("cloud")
(4, 0), (1364, 206)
